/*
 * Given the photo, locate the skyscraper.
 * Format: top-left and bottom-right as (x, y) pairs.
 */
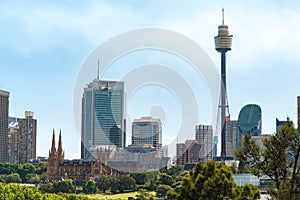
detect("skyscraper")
(8, 111), (37, 164)
(237, 104), (262, 149)
(81, 79), (125, 159)
(18, 111), (37, 163)
(0, 90), (9, 163)
(132, 116), (162, 152)
(176, 143), (185, 166)
(226, 116), (238, 158)
(195, 125), (213, 162)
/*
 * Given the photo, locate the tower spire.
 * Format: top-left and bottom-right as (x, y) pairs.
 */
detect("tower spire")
(58, 129), (62, 154)
(222, 8), (224, 25)
(51, 129), (56, 153)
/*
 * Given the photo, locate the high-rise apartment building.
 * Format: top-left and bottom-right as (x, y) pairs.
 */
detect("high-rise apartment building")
(0, 90), (9, 163)
(8, 120), (19, 163)
(176, 143), (185, 166)
(19, 111), (37, 163)
(195, 125), (213, 162)
(81, 79), (125, 159)
(132, 117), (162, 153)
(8, 111), (37, 164)
(226, 116), (238, 158)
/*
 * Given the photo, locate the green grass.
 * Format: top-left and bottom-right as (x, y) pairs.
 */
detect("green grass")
(84, 191), (156, 200)
(84, 191), (139, 200)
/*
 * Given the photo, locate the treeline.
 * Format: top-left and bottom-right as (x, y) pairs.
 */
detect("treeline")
(0, 162), (47, 184)
(0, 183), (88, 200)
(38, 169), (179, 196)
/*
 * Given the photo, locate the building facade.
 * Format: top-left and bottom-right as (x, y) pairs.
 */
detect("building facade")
(226, 116), (238, 158)
(18, 111), (37, 163)
(176, 140), (201, 166)
(8, 120), (19, 163)
(0, 90), (9, 163)
(176, 143), (185, 166)
(8, 112), (37, 164)
(132, 116), (162, 155)
(81, 79), (125, 159)
(47, 130), (120, 182)
(195, 125), (213, 162)
(237, 104), (262, 149)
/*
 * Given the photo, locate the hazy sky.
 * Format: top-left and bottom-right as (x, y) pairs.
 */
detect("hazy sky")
(1, 0), (300, 159)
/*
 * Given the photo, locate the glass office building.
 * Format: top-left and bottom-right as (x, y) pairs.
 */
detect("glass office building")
(81, 79), (125, 159)
(237, 104), (261, 149)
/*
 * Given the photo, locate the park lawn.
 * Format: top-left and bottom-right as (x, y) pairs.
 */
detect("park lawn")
(84, 191), (156, 200)
(85, 191), (139, 200)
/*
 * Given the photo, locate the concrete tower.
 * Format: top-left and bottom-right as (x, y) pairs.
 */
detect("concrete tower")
(214, 9), (232, 159)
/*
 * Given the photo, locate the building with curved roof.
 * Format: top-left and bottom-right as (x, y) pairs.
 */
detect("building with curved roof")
(237, 104), (262, 149)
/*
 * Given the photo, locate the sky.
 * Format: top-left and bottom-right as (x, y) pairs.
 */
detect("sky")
(1, 0), (300, 159)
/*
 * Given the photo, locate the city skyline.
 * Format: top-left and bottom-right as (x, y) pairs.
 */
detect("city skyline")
(1, 1), (300, 159)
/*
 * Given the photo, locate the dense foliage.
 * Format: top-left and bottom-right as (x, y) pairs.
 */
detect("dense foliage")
(0, 163), (46, 184)
(0, 183), (89, 200)
(167, 160), (260, 200)
(40, 179), (76, 193)
(237, 120), (300, 199)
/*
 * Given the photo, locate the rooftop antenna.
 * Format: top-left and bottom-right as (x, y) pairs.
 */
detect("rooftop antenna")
(97, 59), (100, 80)
(222, 8), (224, 25)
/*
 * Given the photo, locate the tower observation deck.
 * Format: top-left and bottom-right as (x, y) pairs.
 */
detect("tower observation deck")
(214, 9), (232, 160)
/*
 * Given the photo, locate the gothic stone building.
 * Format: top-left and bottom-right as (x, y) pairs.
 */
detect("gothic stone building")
(46, 130), (120, 181)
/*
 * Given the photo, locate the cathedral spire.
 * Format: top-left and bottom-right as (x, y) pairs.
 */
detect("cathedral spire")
(57, 129), (64, 161)
(51, 129), (56, 153)
(58, 129), (63, 154)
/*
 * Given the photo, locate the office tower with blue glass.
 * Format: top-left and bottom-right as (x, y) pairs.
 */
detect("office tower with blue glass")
(237, 104), (262, 149)
(0, 90), (9, 163)
(81, 79), (125, 159)
(214, 9), (233, 159)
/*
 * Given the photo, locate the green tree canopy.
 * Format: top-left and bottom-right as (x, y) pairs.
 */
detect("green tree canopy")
(236, 120), (300, 199)
(83, 179), (97, 194)
(169, 160), (260, 200)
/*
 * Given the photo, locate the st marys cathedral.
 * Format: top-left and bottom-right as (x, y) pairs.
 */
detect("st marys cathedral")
(46, 130), (120, 182)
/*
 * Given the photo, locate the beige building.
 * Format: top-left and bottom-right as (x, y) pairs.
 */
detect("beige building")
(8, 111), (37, 164)
(195, 125), (213, 162)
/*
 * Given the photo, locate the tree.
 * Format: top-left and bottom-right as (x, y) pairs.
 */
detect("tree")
(83, 179), (97, 194)
(130, 172), (147, 185)
(236, 120), (300, 199)
(26, 173), (40, 184)
(6, 173), (22, 183)
(95, 176), (110, 192)
(144, 170), (160, 191)
(118, 175), (136, 192)
(156, 184), (172, 199)
(169, 160), (260, 200)
(54, 179), (76, 193)
(135, 189), (155, 200)
(159, 173), (174, 186)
